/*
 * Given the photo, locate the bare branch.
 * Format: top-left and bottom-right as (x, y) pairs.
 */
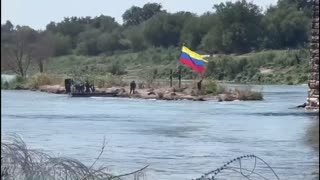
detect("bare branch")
(88, 136), (107, 171)
(2, 134), (149, 180)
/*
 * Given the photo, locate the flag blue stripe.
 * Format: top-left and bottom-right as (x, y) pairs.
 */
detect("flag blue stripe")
(180, 52), (205, 66)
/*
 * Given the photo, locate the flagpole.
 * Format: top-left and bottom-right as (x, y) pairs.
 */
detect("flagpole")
(179, 42), (186, 88)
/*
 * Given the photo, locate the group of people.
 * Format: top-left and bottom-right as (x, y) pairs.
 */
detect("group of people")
(67, 78), (202, 95)
(71, 81), (95, 93)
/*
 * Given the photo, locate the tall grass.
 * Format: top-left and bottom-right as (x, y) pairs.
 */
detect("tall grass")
(94, 74), (127, 88)
(234, 86), (263, 100)
(27, 73), (64, 89)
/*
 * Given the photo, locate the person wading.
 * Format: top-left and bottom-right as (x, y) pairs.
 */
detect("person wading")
(130, 81), (136, 95)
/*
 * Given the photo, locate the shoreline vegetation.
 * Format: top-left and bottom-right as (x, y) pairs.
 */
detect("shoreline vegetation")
(20, 48), (311, 86)
(1, 0), (312, 88)
(1, 73), (263, 101)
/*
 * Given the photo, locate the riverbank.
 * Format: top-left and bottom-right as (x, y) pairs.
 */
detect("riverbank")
(1, 73), (263, 101)
(22, 84), (263, 101)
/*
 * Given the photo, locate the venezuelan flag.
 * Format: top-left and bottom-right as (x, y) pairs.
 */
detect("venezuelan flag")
(179, 46), (208, 72)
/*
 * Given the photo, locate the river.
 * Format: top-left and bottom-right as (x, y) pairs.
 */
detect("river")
(1, 85), (319, 180)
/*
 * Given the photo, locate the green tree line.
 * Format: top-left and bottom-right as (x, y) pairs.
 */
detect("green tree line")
(1, 0), (313, 77)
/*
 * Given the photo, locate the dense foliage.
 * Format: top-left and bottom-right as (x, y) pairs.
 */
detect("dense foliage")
(1, 0), (313, 83)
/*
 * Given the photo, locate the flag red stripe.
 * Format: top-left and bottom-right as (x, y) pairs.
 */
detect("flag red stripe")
(179, 58), (205, 72)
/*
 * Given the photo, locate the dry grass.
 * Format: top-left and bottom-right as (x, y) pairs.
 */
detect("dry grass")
(1, 134), (148, 180)
(95, 75), (127, 88)
(234, 86), (263, 101)
(27, 73), (64, 89)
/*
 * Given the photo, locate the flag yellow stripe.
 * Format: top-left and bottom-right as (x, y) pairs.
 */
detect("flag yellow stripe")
(182, 46), (208, 63)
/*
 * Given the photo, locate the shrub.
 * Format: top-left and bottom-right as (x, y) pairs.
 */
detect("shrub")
(235, 86), (263, 100)
(0, 78), (9, 89)
(2, 76), (28, 89)
(27, 73), (64, 89)
(107, 61), (126, 75)
(203, 80), (226, 95)
(298, 75), (308, 84)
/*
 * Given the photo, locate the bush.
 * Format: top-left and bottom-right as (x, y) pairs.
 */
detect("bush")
(27, 73), (64, 89)
(2, 81), (9, 89)
(203, 80), (226, 95)
(107, 61), (126, 75)
(2, 76), (28, 89)
(235, 86), (263, 100)
(0, 78), (9, 89)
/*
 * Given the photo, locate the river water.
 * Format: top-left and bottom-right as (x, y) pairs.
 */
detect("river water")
(1, 85), (319, 180)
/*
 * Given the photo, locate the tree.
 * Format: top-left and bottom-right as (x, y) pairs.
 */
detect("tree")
(92, 15), (119, 32)
(1, 20), (14, 33)
(52, 33), (72, 56)
(211, 0), (263, 53)
(122, 3), (163, 26)
(144, 11), (194, 47)
(97, 32), (121, 55)
(1, 26), (38, 77)
(261, 0), (311, 49)
(180, 13), (217, 50)
(141, 3), (163, 20)
(124, 26), (147, 52)
(200, 26), (224, 55)
(33, 32), (55, 73)
(49, 17), (87, 48)
(75, 29), (101, 55)
(122, 6), (144, 26)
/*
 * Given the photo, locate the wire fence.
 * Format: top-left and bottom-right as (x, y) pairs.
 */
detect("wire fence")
(2, 134), (280, 180)
(192, 154), (280, 180)
(1, 134), (147, 180)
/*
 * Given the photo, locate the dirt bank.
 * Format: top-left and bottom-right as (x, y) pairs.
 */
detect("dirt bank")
(28, 84), (262, 102)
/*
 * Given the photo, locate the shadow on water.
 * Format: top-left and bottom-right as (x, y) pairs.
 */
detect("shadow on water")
(305, 115), (319, 178)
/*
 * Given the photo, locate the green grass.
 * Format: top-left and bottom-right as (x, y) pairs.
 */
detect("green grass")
(26, 48), (310, 85)
(205, 49), (309, 85)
